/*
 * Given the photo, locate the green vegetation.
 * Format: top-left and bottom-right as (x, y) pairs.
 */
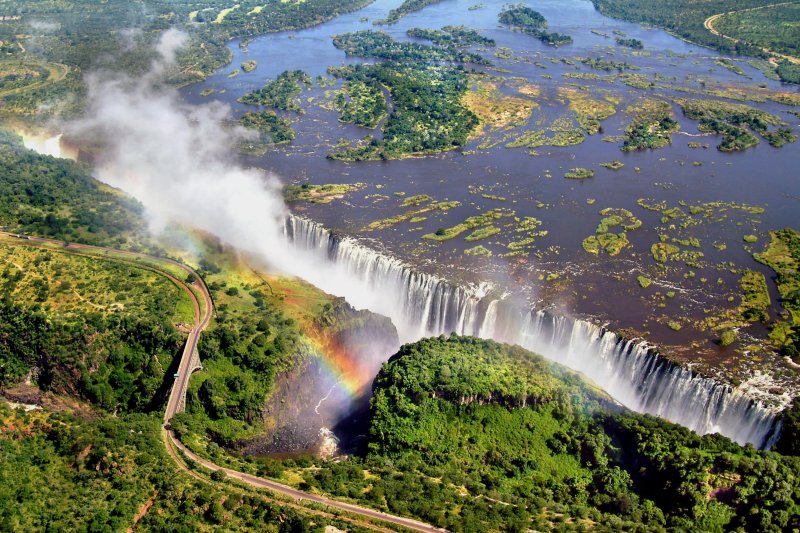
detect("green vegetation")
(407, 26), (495, 48)
(0, 407), (335, 530)
(464, 244), (492, 256)
(755, 229), (800, 358)
(677, 98), (796, 151)
(0, 132), (145, 247)
(622, 100), (679, 151)
(590, 0), (786, 65)
(564, 167), (595, 179)
(506, 113), (586, 151)
(332, 30), (489, 64)
(328, 62), (479, 160)
(583, 208), (641, 256)
(638, 275), (653, 288)
(240, 59), (257, 73)
(298, 335), (800, 531)
(715, 57), (748, 76)
(738, 269), (770, 322)
(600, 160), (624, 170)
(239, 110), (295, 155)
(375, 0), (445, 25)
(616, 37), (644, 49)
(367, 198), (460, 230)
(333, 79), (387, 128)
(423, 209), (511, 241)
(239, 69), (312, 113)
(0, 245), (184, 411)
(285, 182), (367, 204)
(499, 5), (573, 46)
(579, 56), (639, 72)
(714, 3), (800, 59)
(777, 60), (800, 84)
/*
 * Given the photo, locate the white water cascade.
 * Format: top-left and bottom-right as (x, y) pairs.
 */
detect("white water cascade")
(284, 215), (782, 449)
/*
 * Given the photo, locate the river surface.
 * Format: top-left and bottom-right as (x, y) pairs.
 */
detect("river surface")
(181, 0), (800, 385)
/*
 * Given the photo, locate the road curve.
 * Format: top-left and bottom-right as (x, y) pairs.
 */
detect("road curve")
(703, 2), (800, 64)
(2, 231), (445, 532)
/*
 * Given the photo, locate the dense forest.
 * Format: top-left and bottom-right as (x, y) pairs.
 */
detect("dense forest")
(297, 335), (800, 532)
(590, 0), (799, 82)
(327, 62), (479, 160)
(328, 31), (482, 160)
(0, 406), (349, 531)
(0, 136), (351, 529)
(0, 132), (145, 247)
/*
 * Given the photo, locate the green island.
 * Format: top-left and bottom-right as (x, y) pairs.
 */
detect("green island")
(238, 69), (312, 113)
(676, 98), (796, 151)
(239, 111), (295, 155)
(240, 59), (257, 73)
(285, 182), (367, 204)
(374, 0), (445, 25)
(582, 208), (642, 256)
(498, 5), (574, 46)
(328, 61), (479, 160)
(622, 100), (680, 151)
(332, 29), (489, 64)
(616, 37), (644, 50)
(406, 25), (496, 48)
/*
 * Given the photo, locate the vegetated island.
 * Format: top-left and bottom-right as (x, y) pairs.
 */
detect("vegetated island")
(498, 4), (573, 46)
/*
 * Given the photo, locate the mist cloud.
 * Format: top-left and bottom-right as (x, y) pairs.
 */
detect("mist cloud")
(66, 30), (410, 336)
(69, 30), (294, 274)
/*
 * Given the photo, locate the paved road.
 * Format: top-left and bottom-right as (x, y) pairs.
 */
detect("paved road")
(2, 232), (445, 532)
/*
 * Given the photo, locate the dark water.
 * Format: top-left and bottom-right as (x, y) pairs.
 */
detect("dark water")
(182, 0), (800, 377)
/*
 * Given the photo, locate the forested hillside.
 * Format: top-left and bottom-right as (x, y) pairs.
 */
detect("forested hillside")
(293, 336), (800, 532)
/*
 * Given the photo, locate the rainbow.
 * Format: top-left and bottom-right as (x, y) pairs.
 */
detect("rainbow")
(305, 333), (374, 399)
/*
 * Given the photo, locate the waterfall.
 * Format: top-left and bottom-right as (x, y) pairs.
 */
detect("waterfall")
(284, 215), (783, 449)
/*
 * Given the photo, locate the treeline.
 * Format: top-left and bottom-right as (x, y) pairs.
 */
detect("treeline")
(498, 5), (573, 46)
(298, 335), (800, 532)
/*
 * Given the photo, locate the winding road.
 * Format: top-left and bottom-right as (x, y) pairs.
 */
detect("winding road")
(703, 2), (800, 64)
(0, 232), (444, 532)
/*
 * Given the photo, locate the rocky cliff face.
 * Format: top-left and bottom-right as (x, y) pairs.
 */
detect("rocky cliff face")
(241, 297), (399, 457)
